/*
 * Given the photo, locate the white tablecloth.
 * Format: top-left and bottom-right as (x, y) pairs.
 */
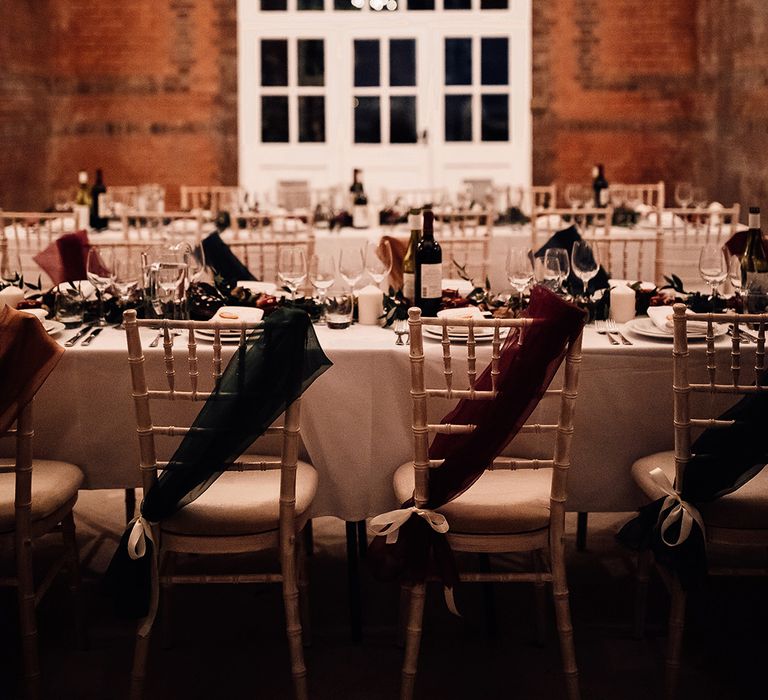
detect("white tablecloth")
(2, 320), (745, 521)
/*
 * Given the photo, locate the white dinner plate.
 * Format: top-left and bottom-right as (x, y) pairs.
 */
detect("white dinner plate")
(624, 317), (727, 341)
(194, 328), (261, 343)
(423, 326), (505, 343)
(44, 320), (66, 337)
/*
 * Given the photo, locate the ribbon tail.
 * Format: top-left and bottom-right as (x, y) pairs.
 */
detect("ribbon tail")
(443, 586), (461, 617)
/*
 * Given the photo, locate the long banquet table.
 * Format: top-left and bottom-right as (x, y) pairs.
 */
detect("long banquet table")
(2, 320), (744, 521)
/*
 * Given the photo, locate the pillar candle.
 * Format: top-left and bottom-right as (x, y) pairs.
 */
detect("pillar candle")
(609, 283), (636, 324)
(356, 284), (384, 326)
(0, 286), (25, 310)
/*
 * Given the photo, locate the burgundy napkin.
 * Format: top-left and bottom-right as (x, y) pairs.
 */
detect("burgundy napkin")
(0, 306), (64, 432)
(379, 235), (407, 290)
(724, 230), (767, 258)
(33, 230), (94, 284)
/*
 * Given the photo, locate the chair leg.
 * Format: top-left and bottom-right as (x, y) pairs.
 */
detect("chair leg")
(15, 527), (40, 700)
(345, 521), (363, 643)
(281, 535), (309, 700)
(129, 625), (153, 700)
(478, 553), (497, 637)
(532, 549), (548, 646)
(400, 582), (426, 700)
(634, 548), (652, 639)
(664, 578), (687, 700)
(576, 512), (588, 552)
(550, 530), (580, 700)
(124, 488), (137, 524)
(160, 552), (176, 650)
(61, 511), (86, 649)
(297, 528), (312, 648)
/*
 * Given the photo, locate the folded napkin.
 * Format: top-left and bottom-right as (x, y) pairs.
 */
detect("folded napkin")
(647, 305), (710, 335)
(436, 306), (484, 334)
(32, 230), (94, 284)
(201, 231), (255, 282)
(0, 306), (64, 432)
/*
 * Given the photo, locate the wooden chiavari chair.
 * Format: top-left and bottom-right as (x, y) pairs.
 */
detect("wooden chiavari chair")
(381, 188), (449, 210)
(434, 205), (493, 282)
(0, 400), (84, 700)
(583, 230), (663, 285)
(123, 311), (315, 700)
(608, 181), (665, 209)
(179, 185), (245, 214)
(393, 309), (583, 700)
(117, 210), (209, 243)
(102, 186), (140, 216)
(631, 304), (768, 698)
(501, 184), (557, 217)
(532, 206), (613, 249)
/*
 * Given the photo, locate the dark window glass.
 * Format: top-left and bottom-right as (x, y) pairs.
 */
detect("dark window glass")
(445, 38), (472, 85)
(298, 0), (323, 8)
(262, 96), (289, 142)
(481, 38), (508, 85)
(261, 40), (288, 87)
(445, 95), (472, 141)
(444, 0), (471, 7)
(354, 96), (381, 143)
(481, 94), (508, 141)
(354, 40), (380, 87)
(408, 0), (434, 8)
(389, 39), (416, 87)
(390, 96), (417, 143)
(261, 0), (287, 9)
(298, 39), (324, 86)
(335, 0), (362, 8)
(299, 96), (325, 142)
(481, 0), (508, 7)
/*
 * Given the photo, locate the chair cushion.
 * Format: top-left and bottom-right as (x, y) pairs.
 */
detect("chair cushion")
(0, 459), (84, 533)
(162, 458), (317, 537)
(632, 451), (768, 530)
(393, 462), (551, 535)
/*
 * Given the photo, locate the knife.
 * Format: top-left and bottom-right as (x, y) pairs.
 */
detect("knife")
(64, 325), (94, 347)
(80, 327), (103, 346)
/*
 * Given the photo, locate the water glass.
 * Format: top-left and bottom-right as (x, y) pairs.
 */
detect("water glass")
(55, 284), (85, 326)
(324, 288), (354, 329)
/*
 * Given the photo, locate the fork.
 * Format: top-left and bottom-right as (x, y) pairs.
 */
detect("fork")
(148, 329), (181, 348)
(595, 320), (620, 345)
(606, 319), (633, 345)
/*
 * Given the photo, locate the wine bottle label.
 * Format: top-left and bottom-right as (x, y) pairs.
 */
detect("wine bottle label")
(408, 214), (422, 230)
(745, 271), (768, 294)
(420, 263), (442, 299)
(749, 212), (760, 228)
(403, 272), (415, 302)
(599, 188), (608, 206)
(352, 205), (368, 228)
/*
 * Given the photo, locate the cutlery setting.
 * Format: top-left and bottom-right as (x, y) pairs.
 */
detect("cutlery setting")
(64, 325), (96, 347)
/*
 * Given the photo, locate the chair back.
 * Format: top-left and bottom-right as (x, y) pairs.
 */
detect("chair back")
(0, 401), (34, 541)
(663, 205), (741, 242)
(583, 230), (662, 284)
(116, 210), (209, 243)
(433, 205), (492, 282)
(102, 186), (140, 217)
(406, 308), (583, 529)
(500, 184), (556, 216)
(608, 181), (665, 209)
(180, 186), (245, 214)
(672, 303), (768, 487)
(122, 310), (304, 527)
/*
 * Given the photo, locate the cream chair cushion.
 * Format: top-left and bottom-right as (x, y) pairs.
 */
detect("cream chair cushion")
(0, 459), (84, 533)
(632, 451), (768, 530)
(393, 462), (552, 535)
(162, 457), (317, 537)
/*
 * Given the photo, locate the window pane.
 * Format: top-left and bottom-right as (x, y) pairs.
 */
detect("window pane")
(481, 38), (508, 85)
(390, 39), (416, 87)
(335, 0), (362, 9)
(408, 0), (434, 8)
(445, 95), (472, 142)
(298, 0), (323, 8)
(481, 0), (508, 7)
(445, 38), (472, 85)
(390, 96), (417, 143)
(298, 39), (324, 86)
(444, 0), (470, 7)
(354, 96), (380, 143)
(261, 0), (287, 9)
(262, 96), (289, 142)
(481, 94), (508, 141)
(261, 40), (287, 87)
(299, 96), (325, 142)
(354, 40), (379, 87)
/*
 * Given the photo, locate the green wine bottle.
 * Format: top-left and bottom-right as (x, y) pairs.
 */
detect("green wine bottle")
(741, 206), (768, 313)
(401, 208), (422, 304)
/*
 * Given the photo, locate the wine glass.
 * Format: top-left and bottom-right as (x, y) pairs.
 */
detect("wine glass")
(565, 184), (585, 209)
(365, 240), (392, 287)
(727, 254), (742, 296)
(693, 187), (708, 210)
(0, 244), (23, 286)
(339, 247), (365, 290)
(544, 248), (570, 294)
(86, 246), (115, 327)
(699, 245), (727, 303)
(674, 182), (693, 208)
(112, 253), (142, 328)
(506, 247), (534, 313)
(278, 247), (307, 301)
(309, 253), (336, 324)
(571, 241), (600, 297)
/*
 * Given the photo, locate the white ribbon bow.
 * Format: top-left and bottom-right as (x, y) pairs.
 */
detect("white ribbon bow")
(126, 516), (160, 637)
(649, 467), (706, 547)
(368, 506), (449, 544)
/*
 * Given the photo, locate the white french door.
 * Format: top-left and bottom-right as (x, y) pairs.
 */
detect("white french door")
(238, 0), (531, 201)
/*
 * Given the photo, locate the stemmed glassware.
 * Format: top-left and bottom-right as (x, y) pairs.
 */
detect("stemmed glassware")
(309, 253), (336, 324)
(698, 244), (727, 305)
(506, 246), (534, 313)
(571, 241), (600, 297)
(0, 244), (22, 286)
(674, 182), (693, 208)
(364, 240), (392, 287)
(544, 248), (570, 294)
(728, 254), (742, 296)
(112, 253), (142, 328)
(339, 248), (365, 290)
(565, 184), (586, 209)
(278, 247), (307, 301)
(86, 246), (115, 327)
